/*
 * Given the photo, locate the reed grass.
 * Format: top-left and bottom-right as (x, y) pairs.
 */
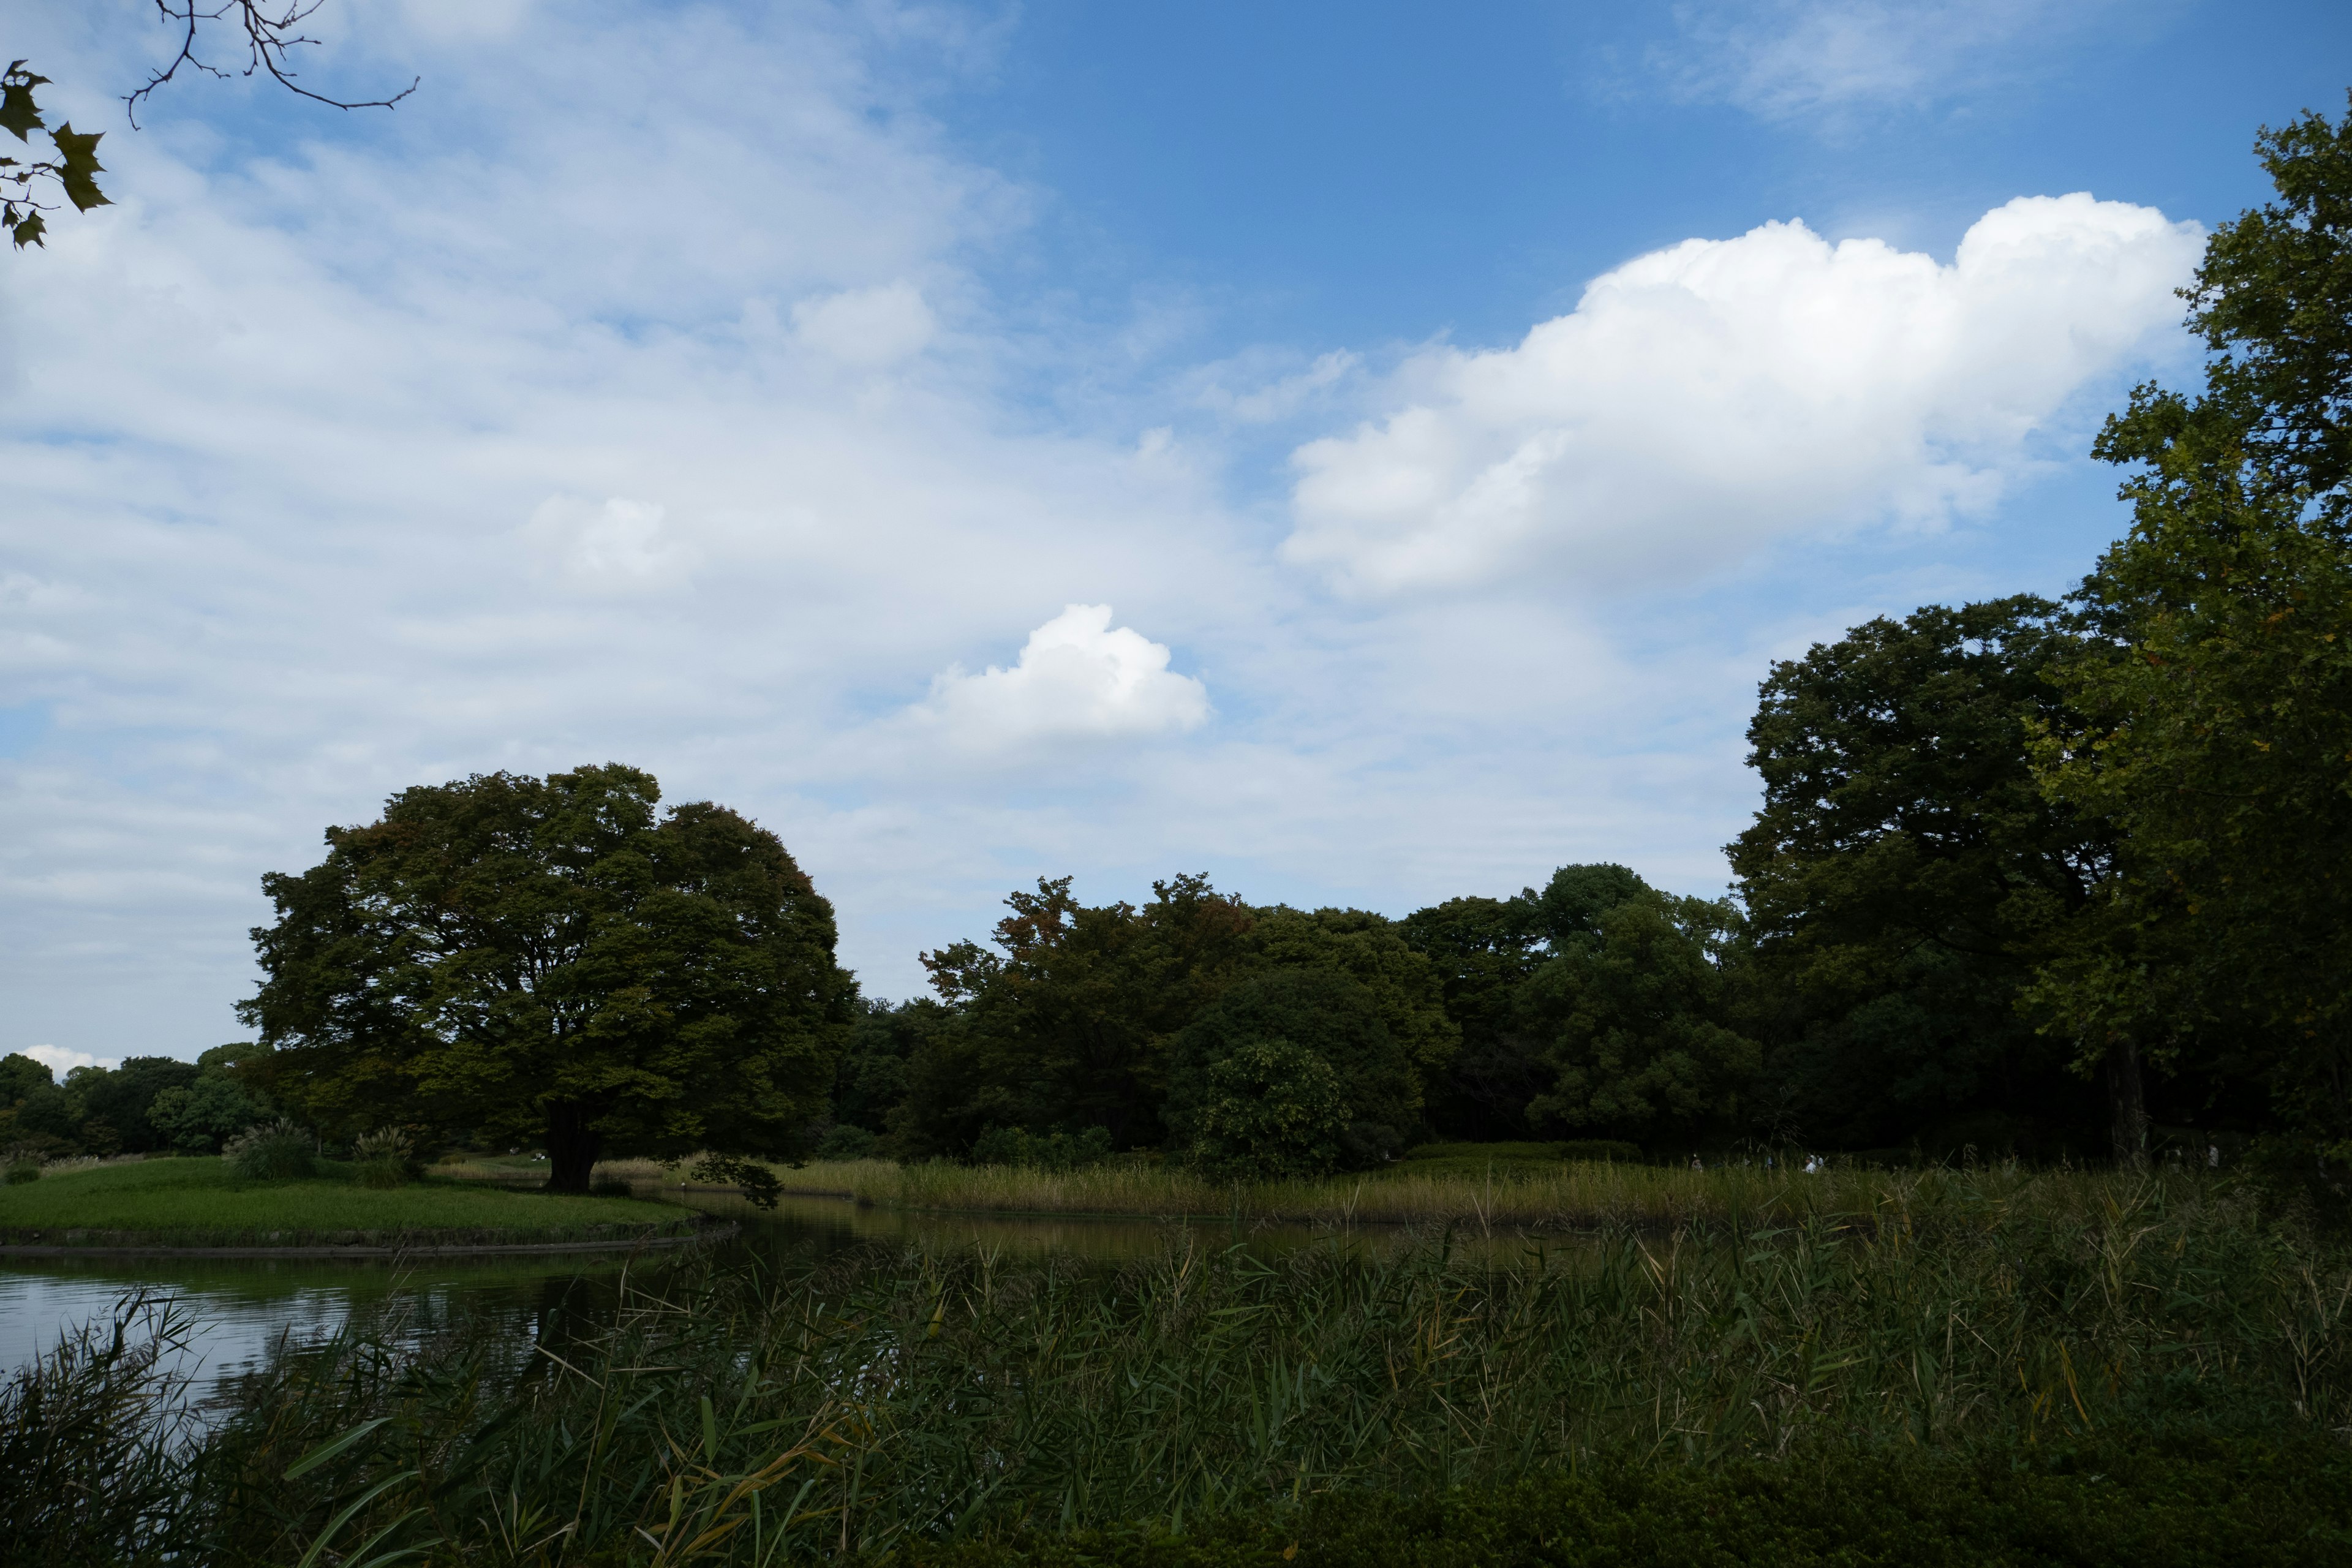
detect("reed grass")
(760, 1154), (2166, 1235)
(14, 1170), (2351, 1563)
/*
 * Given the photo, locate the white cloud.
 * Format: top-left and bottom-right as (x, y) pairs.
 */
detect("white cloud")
(521, 496), (698, 593)
(1659, 0), (2125, 121)
(1196, 350), (1362, 424)
(912, 605), (1210, 751)
(793, 282), (938, 366)
(23, 1043), (120, 1076)
(1282, 194), (2200, 596)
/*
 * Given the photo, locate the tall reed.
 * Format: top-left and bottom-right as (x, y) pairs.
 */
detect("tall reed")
(22, 1172), (2336, 1564)
(767, 1153), (2177, 1234)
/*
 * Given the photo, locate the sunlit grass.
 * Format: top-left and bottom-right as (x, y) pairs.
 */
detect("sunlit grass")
(0, 1154), (695, 1245)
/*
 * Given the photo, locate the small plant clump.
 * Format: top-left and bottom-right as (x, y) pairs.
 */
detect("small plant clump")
(221, 1117), (315, 1182)
(350, 1126), (418, 1189)
(2, 1143), (40, 1185)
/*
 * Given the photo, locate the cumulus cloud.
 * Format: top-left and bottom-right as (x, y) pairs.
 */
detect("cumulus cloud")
(793, 282), (938, 366)
(913, 605), (1210, 750)
(24, 1043), (119, 1076)
(522, 496), (698, 594)
(1282, 194), (2200, 596)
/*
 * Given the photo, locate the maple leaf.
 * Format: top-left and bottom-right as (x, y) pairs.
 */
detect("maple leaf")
(0, 62), (49, 144)
(48, 123), (110, 212)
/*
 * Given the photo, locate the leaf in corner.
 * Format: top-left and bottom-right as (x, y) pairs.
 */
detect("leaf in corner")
(50, 124), (110, 211)
(0, 64), (49, 144)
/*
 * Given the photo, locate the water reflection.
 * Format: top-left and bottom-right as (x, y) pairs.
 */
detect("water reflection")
(2, 1190), (1587, 1390)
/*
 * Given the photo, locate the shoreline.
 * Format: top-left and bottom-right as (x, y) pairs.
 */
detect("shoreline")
(0, 1222), (736, 1259)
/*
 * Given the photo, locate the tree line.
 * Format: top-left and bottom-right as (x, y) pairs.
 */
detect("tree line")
(4, 96), (2349, 1186)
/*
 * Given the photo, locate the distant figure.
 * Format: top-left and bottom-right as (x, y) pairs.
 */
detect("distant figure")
(1804, 1155), (1824, 1175)
(1690, 1155), (1704, 1172)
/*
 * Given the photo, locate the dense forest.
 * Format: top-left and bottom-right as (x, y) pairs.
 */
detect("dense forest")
(6, 100), (2352, 1182)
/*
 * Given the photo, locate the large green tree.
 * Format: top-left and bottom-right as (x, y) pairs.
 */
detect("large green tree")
(1518, 870), (1757, 1148)
(902, 874), (1258, 1155)
(2033, 96), (2352, 1147)
(241, 764), (855, 1193)
(1400, 894), (1545, 1139)
(1730, 600), (2108, 1153)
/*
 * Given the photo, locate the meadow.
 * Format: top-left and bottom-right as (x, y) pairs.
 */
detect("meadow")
(0, 1156), (697, 1247)
(11, 1164), (2352, 1564)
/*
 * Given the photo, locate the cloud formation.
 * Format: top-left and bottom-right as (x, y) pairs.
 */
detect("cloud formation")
(913, 605), (1211, 750)
(1282, 195), (2200, 596)
(793, 282), (938, 367)
(522, 497), (698, 593)
(1659, 0), (2116, 121)
(24, 1044), (118, 1076)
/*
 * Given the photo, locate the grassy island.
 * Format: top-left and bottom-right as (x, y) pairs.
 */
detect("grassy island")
(0, 1156), (700, 1250)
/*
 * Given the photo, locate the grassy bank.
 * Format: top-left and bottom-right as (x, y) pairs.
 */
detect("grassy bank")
(728, 1152), (2190, 1234)
(12, 1175), (2351, 1563)
(0, 1156), (699, 1247)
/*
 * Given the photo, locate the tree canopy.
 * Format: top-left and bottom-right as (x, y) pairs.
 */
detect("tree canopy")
(241, 764), (854, 1193)
(2030, 96), (2352, 1148)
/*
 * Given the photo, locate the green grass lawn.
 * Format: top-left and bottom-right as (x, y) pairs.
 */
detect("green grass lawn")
(0, 1156), (695, 1246)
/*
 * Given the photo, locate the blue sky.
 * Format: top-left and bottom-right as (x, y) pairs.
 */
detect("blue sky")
(4, 0), (2349, 1069)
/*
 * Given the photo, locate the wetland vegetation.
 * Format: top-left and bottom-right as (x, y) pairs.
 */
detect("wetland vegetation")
(11, 1168), (2352, 1565)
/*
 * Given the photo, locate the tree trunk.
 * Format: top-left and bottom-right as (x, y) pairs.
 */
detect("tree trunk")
(2107, 1036), (2149, 1170)
(545, 1102), (601, 1194)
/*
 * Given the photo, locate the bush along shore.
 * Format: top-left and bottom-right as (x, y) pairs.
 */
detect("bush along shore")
(12, 1174), (2352, 1565)
(0, 1153), (707, 1251)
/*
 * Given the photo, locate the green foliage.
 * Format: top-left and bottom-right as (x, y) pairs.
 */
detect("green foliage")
(143, 1071), (265, 1155)
(1167, 968), (1419, 1174)
(4, 1159), (37, 1185)
(1732, 598), (2105, 1149)
(1248, 905), (1460, 1104)
(1520, 876), (1757, 1144)
(970, 1123), (1115, 1170)
(1, 61), (110, 251)
(892, 1448), (2352, 1567)
(905, 874), (1259, 1155)
(1178, 1038), (1351, 1179)
(2032, 96), (2352, 1140)
(817, 1122), (880, 1159)
(1399, 895), (1546, 1139)
(222, 1117), (316, 1182)
(241, 764), (856, 1193)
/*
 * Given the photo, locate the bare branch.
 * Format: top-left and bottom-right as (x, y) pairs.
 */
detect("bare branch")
(127, 1), (416, 130)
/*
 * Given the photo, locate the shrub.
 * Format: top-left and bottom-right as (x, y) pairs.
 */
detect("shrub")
(1178, 1039), (1350, 1180)
(1165, 970), (1418, 1175)
(4, 1161), (37, 1185)
(818, 1123), (880, 1160)
(350, 1126), (417, 1189)
(970, 1124), (1115, 1172)
(589, 1175), (634, 1198)
(221, 1118), (315, 1182)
